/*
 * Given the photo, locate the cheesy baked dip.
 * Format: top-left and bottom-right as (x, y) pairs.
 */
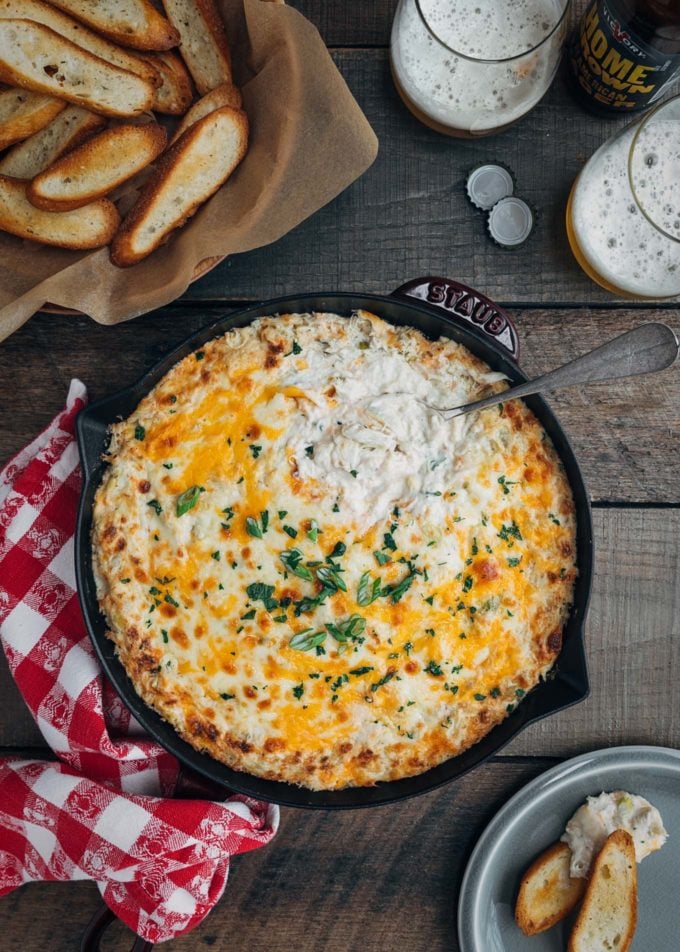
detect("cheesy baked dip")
(93, 311), (577, 790)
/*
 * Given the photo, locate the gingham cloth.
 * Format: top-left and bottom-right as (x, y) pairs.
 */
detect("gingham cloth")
(0, 380), (279, 943)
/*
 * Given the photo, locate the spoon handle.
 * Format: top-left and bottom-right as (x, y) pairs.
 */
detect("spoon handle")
(443, 322), (679, 419)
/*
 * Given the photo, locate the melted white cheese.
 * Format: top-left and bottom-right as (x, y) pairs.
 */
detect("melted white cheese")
(282, 325), (505, 524)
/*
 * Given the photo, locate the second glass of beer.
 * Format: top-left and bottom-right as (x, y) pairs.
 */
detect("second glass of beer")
(390, 0), (571, 137)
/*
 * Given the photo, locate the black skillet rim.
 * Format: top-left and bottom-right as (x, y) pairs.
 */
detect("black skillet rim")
(75, 291), (592, 809)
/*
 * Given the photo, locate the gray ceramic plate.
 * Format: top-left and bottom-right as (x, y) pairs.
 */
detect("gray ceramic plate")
(458, 746), (680, 951)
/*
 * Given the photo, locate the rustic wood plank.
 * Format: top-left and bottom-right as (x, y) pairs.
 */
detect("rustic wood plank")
(0, 756), (554, 952)
(2, 509), (678, 752)
(0, 308), (677, 504)
(291, 0), (397, 47)
(181, 50), (678, 307)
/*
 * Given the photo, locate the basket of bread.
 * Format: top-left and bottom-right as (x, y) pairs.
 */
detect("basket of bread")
(0, 0), (378, 336)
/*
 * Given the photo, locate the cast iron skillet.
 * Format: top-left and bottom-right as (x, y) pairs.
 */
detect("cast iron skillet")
(75, 277), (592, 810)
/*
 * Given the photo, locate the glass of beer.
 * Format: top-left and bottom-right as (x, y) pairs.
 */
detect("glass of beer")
(390, 0), (571, 137)
(567, 93), (680, 298)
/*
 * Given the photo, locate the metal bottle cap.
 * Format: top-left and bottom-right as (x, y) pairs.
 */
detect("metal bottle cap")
(487, 196), (535, 248)
(465, 163), (515, 211)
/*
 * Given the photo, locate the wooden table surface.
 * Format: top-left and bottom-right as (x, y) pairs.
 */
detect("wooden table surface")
(1, 2), (679, 950)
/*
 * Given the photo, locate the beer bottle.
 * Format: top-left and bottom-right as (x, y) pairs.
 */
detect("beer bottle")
(569, 0), (680, 116)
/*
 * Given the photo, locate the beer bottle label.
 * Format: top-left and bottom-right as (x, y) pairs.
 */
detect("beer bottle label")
(570, 0), (680, 113)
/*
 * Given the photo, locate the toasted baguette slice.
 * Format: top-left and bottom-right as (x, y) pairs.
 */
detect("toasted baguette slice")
(28, 123), (168, 211)
(111, 105), (248, 267)
(0, 87), (64, 149)
(0, 173), (119, 248)
(161, 0), (231, 95)
(0, 20), (155, 117)
(48, 0), (179, 51)
(0, 105), (103, 178)
(0, 0), (159, 87)
(568, 830), (637, 952)
(142, 50), (192, 114)
(171, 81), (241, 143)
(515, 841), (587, 936)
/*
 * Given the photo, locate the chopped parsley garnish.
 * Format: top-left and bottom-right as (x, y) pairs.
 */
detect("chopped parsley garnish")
(220, 692), (235, 700)
(286, 340), (302, 356)
(246, 582), (278, 611)
(474, 693), (487, 701)
(329, 541), (346, 558)
(164, 593), (179, 608)
(162, 462), (173, 470)
(497, 475), (516, 495)
(374, 550), (391, 566)
(147, 499), (162, 515)
(176, 485), (202, 517)
(307, 519), (319, 542)
(278, 510), (288, 520)
(462, 575), (473, 593)
(120, 578), (130, 584)
(508, 557), (521, 567)
(350, 469), (358, 478)
(349, 666), (374, 676)
(370, 670), (396, 692)
(471, 537), (478, 556)
(498, 520), (523, 546)
(222, 506), (235, 521)
(289, 629), (327, 652)
(249, 444), (262, 459)
(549, 512), (561, 525)
(280, 548), (314, 581)
(195, 350), (205, 360)
(424, 660), (443, 676)
(424, 595), (434, 606)
(283, 525), (298, 539)
(515, 688), (526, 698)
(241, 608), (256, 620)
(305, 445), (314, 458)
(161, 629), (168, 644)
(381, 564), (420, 603)
(357, 572), (381, 607)
(134, 423), (145, 441)
(211, 550), (221, 561)
(383, 532), (397, 552)
(490, 687), (501, 698)
(292, 684), (304, 700)
(149, 586), (161, 596)
(245, 515), (262, 538)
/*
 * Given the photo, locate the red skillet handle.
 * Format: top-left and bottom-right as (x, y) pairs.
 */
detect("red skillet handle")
(392, 276), (520, 362)
(80, 768), (230, 952)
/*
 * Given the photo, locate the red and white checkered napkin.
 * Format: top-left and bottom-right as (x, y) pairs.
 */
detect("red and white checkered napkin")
(0, 381), (279, 943)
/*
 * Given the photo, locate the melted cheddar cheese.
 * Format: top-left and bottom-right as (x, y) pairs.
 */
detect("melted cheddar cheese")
(92, 311), (577, 789)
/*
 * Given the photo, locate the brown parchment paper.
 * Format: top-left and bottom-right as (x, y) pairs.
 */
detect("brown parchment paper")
(0, 0), (378, 342)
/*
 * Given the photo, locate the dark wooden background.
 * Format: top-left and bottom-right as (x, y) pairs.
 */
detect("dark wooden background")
(0, 1), (679, 949)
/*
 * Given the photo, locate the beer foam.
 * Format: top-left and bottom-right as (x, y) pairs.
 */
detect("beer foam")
(571, 123), (680, 298)
(391, 0), (566, 133)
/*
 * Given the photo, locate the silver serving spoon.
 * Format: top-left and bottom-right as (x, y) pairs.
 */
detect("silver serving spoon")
(430, 322), (679, 420)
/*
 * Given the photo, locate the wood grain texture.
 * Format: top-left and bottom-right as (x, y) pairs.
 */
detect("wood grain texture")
(181, 51), (679, 307)
(0, 307), (677, 502)
(2, 508), (678, 752)
(0, 755), (555, 952)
